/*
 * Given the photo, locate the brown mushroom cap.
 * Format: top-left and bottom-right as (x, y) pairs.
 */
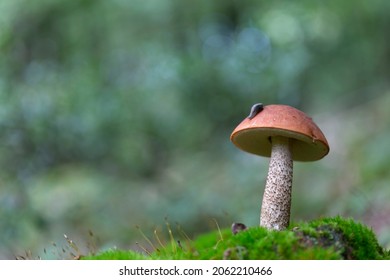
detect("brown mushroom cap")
(230, 104), (329, 161)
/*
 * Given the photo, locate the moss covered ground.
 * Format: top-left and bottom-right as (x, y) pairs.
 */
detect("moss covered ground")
(83, 216), (390, 260)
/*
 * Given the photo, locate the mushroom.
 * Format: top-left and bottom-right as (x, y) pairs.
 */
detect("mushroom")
(230, 104), (329, 230)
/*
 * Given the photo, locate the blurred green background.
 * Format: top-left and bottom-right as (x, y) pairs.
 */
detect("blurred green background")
(1, 0), (390, 259)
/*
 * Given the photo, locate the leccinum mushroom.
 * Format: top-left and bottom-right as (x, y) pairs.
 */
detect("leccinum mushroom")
(230, 104), (329, 230)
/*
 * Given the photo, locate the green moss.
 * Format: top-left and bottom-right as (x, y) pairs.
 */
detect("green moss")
(82, 249), (147, 260)
(84, 216), (390, 260)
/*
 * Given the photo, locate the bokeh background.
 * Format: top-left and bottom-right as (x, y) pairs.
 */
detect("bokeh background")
(1, 0), (390, 259)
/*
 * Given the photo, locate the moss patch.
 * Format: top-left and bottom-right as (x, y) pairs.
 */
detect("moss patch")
(83, 216), (390, 260)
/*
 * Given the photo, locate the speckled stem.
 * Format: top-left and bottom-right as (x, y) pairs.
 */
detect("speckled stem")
(260, 136), (293, 230)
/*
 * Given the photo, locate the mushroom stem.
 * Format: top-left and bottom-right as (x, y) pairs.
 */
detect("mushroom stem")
(260, 136), (293, 230)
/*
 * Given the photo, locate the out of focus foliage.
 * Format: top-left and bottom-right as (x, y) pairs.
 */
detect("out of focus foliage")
(0, 0), (389, 258)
